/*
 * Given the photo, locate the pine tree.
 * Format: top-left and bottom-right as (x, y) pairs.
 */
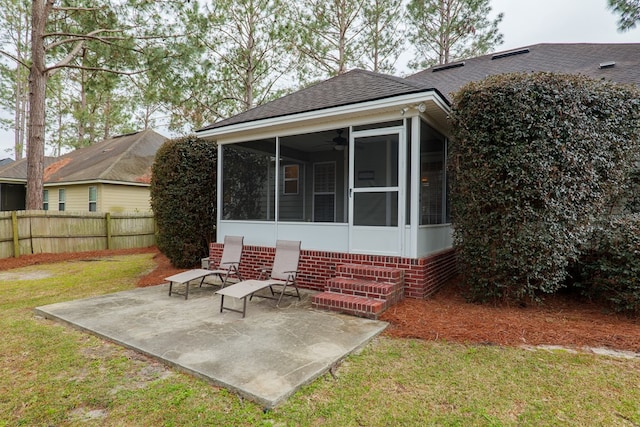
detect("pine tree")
(406, 0), (503, 69)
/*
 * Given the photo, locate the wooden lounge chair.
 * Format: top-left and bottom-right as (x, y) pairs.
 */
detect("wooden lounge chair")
(166, 235), (244, 299)
(216, 240), (301, 317)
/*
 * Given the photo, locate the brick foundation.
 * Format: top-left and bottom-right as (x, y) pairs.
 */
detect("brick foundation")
(209, 243), (458, 299)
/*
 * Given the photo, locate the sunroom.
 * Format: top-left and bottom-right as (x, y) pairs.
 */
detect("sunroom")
(196, 70), (458, 305)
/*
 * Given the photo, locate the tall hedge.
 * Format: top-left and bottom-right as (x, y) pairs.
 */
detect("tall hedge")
(450, 72), (640, 302)
(150, 135), (217, 268)
(576, 214), (640, 315)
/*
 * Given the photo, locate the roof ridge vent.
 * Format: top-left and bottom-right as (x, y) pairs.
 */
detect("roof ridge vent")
(599, 61), (616, 69)
(491, 48), (530, 60)
(432, 61), (465, 72)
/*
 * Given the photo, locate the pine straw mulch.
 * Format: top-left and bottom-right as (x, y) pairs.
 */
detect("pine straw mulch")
(3, 246), (639, 354)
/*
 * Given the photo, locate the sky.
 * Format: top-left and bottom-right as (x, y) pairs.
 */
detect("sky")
(1, 0), (639, 159)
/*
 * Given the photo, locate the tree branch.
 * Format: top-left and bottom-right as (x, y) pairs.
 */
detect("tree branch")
(0, 49), (30, 69)
(46, 63), (149, 76)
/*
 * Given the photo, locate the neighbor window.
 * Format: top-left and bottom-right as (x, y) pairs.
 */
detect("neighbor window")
(43, 190), (49, 211)
(58, 189), (66, 211)
(89, 186), (97, 212)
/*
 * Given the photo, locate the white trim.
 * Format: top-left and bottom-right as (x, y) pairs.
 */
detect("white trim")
(43, 180), (150, 187)
(196, 92), (449, 141)
(349, 128), (404, 255)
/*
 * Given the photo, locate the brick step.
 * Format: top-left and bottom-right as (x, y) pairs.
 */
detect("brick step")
(326, 277), (400, 301)
(335, 263), (404, 283)
(311, 292), (388, 320)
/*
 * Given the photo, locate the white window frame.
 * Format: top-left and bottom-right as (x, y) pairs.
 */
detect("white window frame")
(283, 164), (299, 195)
(88, 186), (97, 212)
(58, 189), (66, 211)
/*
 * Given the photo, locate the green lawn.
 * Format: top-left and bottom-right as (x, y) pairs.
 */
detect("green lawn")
(1, 254), (639, 426)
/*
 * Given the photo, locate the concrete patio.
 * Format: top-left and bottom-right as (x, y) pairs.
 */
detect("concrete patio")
(34, 282), (388, 409)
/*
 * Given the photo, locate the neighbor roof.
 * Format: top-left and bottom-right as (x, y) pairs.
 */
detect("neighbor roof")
(198, 69), (441, 132)
(406, 43), (640, 102)
(0, 129), (166, 185)
(0, 156), (57, 181)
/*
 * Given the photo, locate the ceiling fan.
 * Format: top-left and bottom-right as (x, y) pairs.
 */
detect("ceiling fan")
(330, 129), (347, 151)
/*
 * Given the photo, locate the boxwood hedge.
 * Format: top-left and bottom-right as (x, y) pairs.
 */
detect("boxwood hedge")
(450, 72), (640, 303)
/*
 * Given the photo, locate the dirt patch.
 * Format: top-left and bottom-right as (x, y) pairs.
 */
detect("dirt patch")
(0, 270), (53, 281)
(4, 247), (640, 354)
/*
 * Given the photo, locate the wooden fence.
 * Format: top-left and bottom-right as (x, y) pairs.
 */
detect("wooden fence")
(0, 210), (156, 259)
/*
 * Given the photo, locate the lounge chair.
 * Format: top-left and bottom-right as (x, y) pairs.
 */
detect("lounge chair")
(216, 240), (301, 317)
(166, 235), (244, 299)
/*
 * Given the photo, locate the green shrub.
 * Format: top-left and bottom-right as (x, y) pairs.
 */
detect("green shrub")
(575, 215), (640, 315)
(450, 72), (640, 303)
(150, 135), (217, 268)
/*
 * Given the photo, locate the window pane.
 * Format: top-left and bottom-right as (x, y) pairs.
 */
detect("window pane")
(284, 164), (298, 179)
(314, 194), (335, 222)
(420, 121), (446, 225)
(354, 192), (398, 226)
(58, 189), (65, 211)
(279, 162), (303, 220)
(354, 135), (398, 188)
(284, 179), (298, 194)
(222, 140), (275, 221)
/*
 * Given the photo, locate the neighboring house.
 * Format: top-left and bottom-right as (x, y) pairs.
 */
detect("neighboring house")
(0, 129), (166, 213)
(198, 43), (639, 317)
(0, 157), (57, 211)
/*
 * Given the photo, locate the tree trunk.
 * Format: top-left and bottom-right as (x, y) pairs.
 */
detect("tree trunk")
(26, 0), (52, 210)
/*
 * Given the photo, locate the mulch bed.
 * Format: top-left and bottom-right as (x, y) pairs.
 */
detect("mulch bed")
(3, 246), (639, 354)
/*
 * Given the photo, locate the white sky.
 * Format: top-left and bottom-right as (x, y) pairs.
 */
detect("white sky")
(1, 0), (638, 159)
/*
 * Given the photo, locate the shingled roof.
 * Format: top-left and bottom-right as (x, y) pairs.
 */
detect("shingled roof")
(197, 44), (639, 134)
(0, 156), (57, 181)
(0, 129), (166, 184)
(198, 69), (440, 132)
(406, 43), (640, 101)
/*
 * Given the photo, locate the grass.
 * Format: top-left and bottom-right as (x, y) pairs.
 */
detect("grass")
(1, 254), (639, 426)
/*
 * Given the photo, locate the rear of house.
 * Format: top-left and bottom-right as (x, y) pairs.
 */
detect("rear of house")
(197, 43), (640, 318)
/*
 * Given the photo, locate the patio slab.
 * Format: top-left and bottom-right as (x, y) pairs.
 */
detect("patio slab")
(34, 283), (387, 409)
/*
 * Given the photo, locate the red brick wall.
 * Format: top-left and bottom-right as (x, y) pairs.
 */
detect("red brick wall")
(209, 243), (458, 299)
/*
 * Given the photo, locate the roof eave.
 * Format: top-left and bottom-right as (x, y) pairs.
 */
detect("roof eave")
(196, 90), (449, 141)
(43, 179), (150, 187)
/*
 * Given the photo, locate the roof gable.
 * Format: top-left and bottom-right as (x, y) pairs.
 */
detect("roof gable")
(198, 69), (437, 132)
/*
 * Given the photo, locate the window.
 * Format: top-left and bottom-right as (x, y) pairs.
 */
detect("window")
(89, 186), (97, 212)
(58, 189), (66, 211)
(419, 121), (447, 225)
(222, 140), (275, 221)
(283, 164), (299, 195)
(43, 190), (49, 211)
(313, 162), (335, 222)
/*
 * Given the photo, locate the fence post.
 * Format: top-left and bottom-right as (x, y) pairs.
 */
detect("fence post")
(106, 212), (112, 249)
(11, 211), (19, 258)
